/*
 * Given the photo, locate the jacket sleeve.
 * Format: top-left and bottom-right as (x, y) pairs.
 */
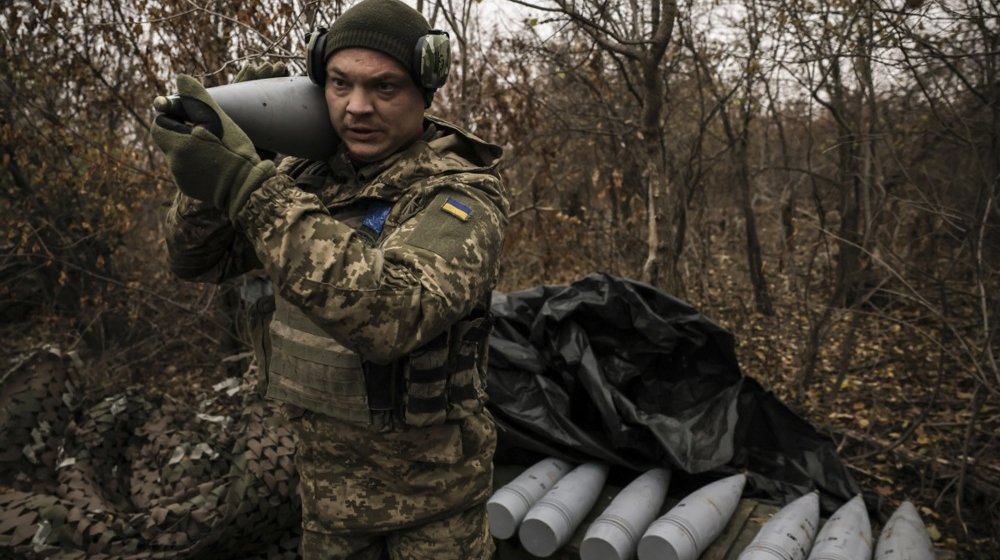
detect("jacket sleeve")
(235, 173), (507, 364)
(164, 191), (262, 283)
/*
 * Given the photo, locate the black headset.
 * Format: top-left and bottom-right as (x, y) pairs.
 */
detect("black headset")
(304, 27), (451, 92)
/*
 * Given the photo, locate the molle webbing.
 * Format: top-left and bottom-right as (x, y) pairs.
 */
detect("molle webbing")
(266, 297), (371, 424)
(402, 332), (450, 427)
(447, 314), (492, 417)
(402, 312), (492, 427)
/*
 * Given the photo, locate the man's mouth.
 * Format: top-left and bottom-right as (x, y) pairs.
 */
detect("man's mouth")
(345, 126), (380, 140)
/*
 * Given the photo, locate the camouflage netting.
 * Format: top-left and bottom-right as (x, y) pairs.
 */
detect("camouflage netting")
(0, 348), (301, 559)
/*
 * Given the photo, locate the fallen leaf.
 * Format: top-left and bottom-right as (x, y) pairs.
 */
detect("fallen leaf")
(919, 506), (939, 519)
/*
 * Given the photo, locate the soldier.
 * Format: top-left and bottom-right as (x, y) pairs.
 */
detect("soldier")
(150, 0), (508, 558)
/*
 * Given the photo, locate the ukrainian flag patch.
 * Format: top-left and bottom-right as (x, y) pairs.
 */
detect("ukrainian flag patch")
(441, 197), (473, 222)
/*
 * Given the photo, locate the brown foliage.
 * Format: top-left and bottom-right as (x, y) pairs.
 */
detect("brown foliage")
(0, 0), (996, 557)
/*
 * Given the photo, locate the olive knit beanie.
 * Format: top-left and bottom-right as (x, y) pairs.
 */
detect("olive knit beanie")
(324, 0), (430, 81)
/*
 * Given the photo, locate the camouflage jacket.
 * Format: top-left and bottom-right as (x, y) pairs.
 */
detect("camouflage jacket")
(165, 116), (508, 366)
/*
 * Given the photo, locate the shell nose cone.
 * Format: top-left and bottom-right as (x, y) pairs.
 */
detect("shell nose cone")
(520, 516), (561, 557)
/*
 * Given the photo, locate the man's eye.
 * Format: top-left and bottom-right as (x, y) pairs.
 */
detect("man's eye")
(330, 78), (348, 88)
(377, 82), (397, 92)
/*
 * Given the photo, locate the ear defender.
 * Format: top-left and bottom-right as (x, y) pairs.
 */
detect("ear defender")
(414, 30), (451, 90)
(304, 27), (450, 92)
(305, 28), (329, 86)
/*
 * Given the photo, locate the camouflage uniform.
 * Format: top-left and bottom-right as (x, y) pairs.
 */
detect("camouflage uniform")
(165, 116), (507, 559)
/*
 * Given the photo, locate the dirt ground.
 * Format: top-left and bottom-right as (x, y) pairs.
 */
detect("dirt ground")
(2, 262), (996, 558)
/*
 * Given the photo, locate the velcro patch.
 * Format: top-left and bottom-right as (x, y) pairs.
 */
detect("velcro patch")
(441, 197), (472, 222)
(362, 200), (393, 237)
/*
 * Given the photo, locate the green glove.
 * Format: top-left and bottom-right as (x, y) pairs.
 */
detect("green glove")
(234, 61), (289, 83)
(151, 74), (275, 221)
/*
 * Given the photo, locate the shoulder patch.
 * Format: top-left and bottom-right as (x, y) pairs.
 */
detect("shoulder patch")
(441, 197), (473, 222)
(405, 192), (478, 259)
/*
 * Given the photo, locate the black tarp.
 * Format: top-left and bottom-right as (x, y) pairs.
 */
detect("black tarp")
(485, 273), (859, 514)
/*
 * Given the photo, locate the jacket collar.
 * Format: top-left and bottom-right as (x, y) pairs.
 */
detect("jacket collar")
(321, 116), (503, 206)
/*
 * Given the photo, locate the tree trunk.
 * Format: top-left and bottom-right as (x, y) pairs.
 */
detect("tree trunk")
(737, 134), (774, 315)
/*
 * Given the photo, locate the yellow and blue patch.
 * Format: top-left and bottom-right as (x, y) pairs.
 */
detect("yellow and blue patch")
(441, 197), (473, 222)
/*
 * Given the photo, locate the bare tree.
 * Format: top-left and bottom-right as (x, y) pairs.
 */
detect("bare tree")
(510, 0), (680, 287)
(684, 0), (774, 315)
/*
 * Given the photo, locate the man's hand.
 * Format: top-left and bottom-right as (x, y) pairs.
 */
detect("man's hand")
(151, 74), (275, 221)
(234, 61), (290, 83)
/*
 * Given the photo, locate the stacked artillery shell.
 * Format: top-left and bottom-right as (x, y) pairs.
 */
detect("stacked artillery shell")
(519, 462), (610, 557)
(487, 457), (574, 539)
(806, 495), (872, 560)
(874, 501), (936, 560)
(154, 76), (340, 161)
(638, 473), (747, 560)
(581, 467), (671, 560)
(737, 491), (820, 560)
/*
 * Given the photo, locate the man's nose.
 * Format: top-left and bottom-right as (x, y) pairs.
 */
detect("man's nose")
(345, 88), (374, 114)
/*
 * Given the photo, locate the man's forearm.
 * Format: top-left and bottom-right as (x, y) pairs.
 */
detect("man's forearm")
(165, 191), (261, 282)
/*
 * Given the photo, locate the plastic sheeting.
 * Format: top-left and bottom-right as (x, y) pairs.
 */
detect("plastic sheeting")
(486, 273), (859, 514)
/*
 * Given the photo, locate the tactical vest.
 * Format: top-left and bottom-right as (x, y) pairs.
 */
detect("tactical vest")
(266, 297), (373, 424)
(252, 162), (492, 429)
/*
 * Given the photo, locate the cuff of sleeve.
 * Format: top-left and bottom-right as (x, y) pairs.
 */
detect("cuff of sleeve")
(226, 159), (277, 222)
(172, 189), (226, 221)
(234, 174), (327, 239)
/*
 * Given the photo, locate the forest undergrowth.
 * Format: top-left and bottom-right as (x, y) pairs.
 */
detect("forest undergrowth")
(3, 220), (996, 558)
(4, 0), (997, 555)
(489, 204), (999, 558)
(726, 292), (999, 558)
(3, 311), (998, 558)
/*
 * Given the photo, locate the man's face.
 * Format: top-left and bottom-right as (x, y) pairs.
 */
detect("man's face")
(324, 48), (425, 164)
